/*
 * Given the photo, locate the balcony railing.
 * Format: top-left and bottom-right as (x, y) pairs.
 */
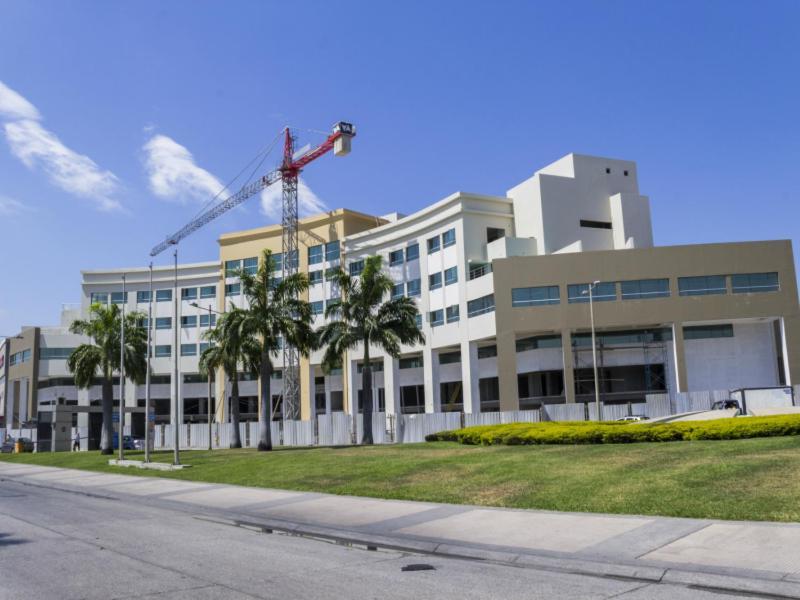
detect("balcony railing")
(468, 263), (492, 280)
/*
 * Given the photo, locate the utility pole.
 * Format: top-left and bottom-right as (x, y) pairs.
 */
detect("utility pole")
(144, 263), (153, 462)
(585, 281), (602, 422)
(173, 248), (180, 465)
(206, 303), (212, 451)
(119, 274), (126, 461)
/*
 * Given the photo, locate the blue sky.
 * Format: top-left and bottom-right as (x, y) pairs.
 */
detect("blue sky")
(1, 1), (799, 334)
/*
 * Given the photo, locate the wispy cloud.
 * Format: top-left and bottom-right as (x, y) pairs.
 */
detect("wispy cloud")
(0, 194), (31, 217)
(260, 178), (327, 221)
(0, 80), (122, 211)
(142, 133), (225, 203)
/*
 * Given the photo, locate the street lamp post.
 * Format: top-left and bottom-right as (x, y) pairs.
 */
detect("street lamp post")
(582, 281), (602, 422)
(172, 248), (180, 466)
(144, 263), (153, 463)
(119, 274), (126, 461)
(191, 302), (219, 451)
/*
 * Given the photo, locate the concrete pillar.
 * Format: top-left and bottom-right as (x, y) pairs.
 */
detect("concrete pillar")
(383, 356), (401, 415)
(460, 340), (480, 413)
(561, 330), (576, 403)
(323, 367), (332, 415)
(671, 322), (688, 393)
(778, 316), (800, 386)
(300, 358), (312, 421)
(347, 358), (359, 415)
(422, 346), (440, 413)
(496, 331), (518, 411)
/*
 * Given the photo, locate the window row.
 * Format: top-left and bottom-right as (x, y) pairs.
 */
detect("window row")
(427, 228), (456, 254)
(9, 349), (31, 366)
(307, 241), (340, 265)
(153, 342), (213, 358)
(40, 347), (76, 360)
(388, 243), (420, 266)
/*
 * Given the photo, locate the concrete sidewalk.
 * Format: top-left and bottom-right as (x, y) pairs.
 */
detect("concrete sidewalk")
(2, 462), (800, 598)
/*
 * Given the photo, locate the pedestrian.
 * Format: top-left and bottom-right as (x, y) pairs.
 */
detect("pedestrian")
(72, 432), (80, 452)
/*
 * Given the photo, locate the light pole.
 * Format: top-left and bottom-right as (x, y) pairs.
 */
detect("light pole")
(190, 301), (218, 452)
(119, 274), (126, 461)
(582, 281), (602, 422)
(172, 248), (180, 466)
(144, 263), (153, 463)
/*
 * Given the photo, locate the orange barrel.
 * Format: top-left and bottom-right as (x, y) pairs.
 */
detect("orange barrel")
(14, 440), (23, 453)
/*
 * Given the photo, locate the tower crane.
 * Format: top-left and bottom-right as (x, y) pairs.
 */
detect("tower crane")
(150, 121), (356, 420)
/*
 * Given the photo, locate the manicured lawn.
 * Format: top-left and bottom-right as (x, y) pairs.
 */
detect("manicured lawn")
(3, 437), (800, 522)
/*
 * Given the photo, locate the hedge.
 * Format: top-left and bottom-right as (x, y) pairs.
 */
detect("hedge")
(425, 414), (800, 445)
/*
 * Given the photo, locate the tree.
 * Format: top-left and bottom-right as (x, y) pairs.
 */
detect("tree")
(199, 307), (259, 449)
(238, 249), (316, 451)
(319, 255), (424, 444)
(68, 302), (147, 454)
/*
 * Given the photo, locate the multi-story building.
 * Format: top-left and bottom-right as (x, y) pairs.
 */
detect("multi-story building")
(4, 153), (798, 435)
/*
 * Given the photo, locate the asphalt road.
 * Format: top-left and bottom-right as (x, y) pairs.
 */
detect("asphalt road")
(0, 479), (764, 600)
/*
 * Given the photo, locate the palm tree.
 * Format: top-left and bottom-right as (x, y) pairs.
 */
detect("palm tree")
(199, 307), (259, 449)
(238, 249), (316, 451)
(319, 255), (424, 444)
(68, 302), (147, 454)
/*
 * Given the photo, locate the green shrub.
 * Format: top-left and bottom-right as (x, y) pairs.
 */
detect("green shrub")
(424, 414), (800, 445)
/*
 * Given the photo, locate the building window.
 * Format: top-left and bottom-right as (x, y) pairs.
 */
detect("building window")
(684, 324), (734, 340)
(572, 328), (672, 347)
(225, 259), (241, 277)
(389, 249), (404, 266)
(110, 292), (127, 304)
(512, 286), (560, 307)
(477, 345), (497, 359)
(415, 314), (422, 330)
(427, 235), (440, 254)
(579, 219), (612, 229)
(439, 351), (461, 365)
(309, 270), (323, 285)
(429, 272), (442, 290)
(356, 361), (384, 373)
(225, 283), (240, 297)
(391, 283), (404, 299)
(446, 304), (460, 323)
(310, 301), (324, 316)
(181, 287), (198, 300)
(406, 243), (419, 262)
(487, 227), (505, 243)
(200, 285), (216, 299)
(156, 289), (172, 302)
(243, 257), (258, 275)
(136, 291), (151, 303)
(567, 282), (617, 303)
(155, 345), (171, 358)
(406, 278), (421, 297)
(40, 347), (76, 360)
(400, 385), (425, 414)
(324, 267), (339, 282)
(325, 241), (340, 261)
(731, 272), (779, 294)
(156, 317), (172, 330)
(308, 244), (323, 265)
(199, 314), (216, 327)
(442, 228), (456, 248)
(181, 315), (197, 328)
(468, 294), (495, 317)
(444, 266), (458, 286)
(620, 278), (670, 300)
(181, 343), (197, 356)
(399, 356), (423, 369)
(429, 309), (444, 327)
(199, 342), (211, 354)
(90, 292), (109, 305)
(678, 275), (727, 297)
(516, 335), (562, 352)
(349, 260), (364, 276)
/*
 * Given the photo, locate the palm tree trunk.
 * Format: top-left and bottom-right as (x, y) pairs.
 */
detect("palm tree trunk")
(362, 345), (374, 445)
(100, 376), (113, 455)
(258, 350), (273, 451)
(230, 374), (242, 448)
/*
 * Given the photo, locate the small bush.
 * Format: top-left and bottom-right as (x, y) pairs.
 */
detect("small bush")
(425, 414), (800, 445)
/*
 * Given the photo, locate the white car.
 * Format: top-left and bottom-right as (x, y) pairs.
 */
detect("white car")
(617, 415), (649, 422)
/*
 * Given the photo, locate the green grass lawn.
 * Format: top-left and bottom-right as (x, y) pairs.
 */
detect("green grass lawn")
(3, 437), (800, 522)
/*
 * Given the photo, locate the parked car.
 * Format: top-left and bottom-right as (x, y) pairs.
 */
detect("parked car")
(112, 434), (136, 450)
(617, 415), (649, 422)
(1, 438), (15, 453)
(132, 437), (145, 451)
(2, 437), (35, 452)
(711, 400), (741, 411)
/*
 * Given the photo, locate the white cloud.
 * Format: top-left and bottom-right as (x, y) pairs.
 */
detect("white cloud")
(0, 194), (29, 216)
(142, 134), (226, 204)
(0, 80), (122, 211)
(260, 178), (327, 221)
(0, 81), (40, 121)
(4, 120), (121, 211)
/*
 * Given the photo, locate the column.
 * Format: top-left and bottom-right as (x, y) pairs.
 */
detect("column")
(460, 340), (480, 413)
(671, 322), (688, 393)
(422, 346), (440, 412)
(778, 316), (800, 386)
(561, 329), (576, 403)
(323, 368), (332, 415)
(383, 356), (401, 415)
(307, 364), (317, 420)
(347, 358), (359, 415)
(496, 332), (518, 411)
